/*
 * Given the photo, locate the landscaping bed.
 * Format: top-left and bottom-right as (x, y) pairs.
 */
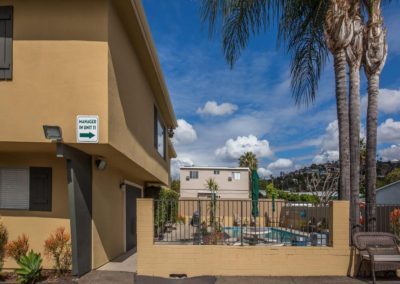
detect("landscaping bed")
(0, 270), (73, 283)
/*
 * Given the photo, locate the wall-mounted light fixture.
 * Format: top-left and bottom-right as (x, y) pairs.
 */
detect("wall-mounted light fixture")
(43, 125), (62, 142)
(95, 157), (107, 171)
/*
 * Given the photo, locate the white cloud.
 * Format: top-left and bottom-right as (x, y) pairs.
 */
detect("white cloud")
(320, 120), (339, 151)
(361, 89), (400, 114)
(380, 145), (400, 162)
(267, 158), (293, 170)
(197, 101), (238, 116)
(172, 119), (197, 145)
(170, 157), (194, 180)
(257, 167), (272, 178)
(215, 135), (273, 161)
(312, 150), (339, 164)
(378, 118), (400, 144)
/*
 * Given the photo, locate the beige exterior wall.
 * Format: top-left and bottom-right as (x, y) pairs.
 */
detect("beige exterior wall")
(0, 0), (109, 144)
(92, 164), (130, 269)
(0, 0), (175, 185)
(0, 152), (70, 269)
(137, 199), (352, 277)
(107, 2), (170, 185)
(180, 168), (250, 199)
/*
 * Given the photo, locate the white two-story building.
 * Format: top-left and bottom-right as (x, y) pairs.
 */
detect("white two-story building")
(180, 167), (251, 199)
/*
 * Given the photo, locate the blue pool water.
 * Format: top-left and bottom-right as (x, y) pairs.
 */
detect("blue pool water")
(223, 227), (309, 245)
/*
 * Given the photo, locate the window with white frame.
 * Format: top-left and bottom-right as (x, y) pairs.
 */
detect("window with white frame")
(232, 172), (241, 180)
(213, 170), (220, 175)
(189, 171), (199, 179)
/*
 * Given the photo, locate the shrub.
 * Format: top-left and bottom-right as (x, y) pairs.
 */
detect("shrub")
(390, 208), (400, 237)
(6, 234), (29, 262)
(16, 250), (42, 284)
(0, 222), (8, 271)
(44, 227), (72, 275)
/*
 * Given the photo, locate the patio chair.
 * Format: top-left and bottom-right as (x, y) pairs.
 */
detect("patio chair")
(353, 232), (400, 284)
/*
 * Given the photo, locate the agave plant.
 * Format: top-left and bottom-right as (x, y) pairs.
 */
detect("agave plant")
(16, 250), (43, 284)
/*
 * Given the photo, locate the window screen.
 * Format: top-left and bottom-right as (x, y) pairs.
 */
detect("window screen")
(0, 6), (13, 80)
(0, 168), (29, 209)
(189, 171), (199, 179)
(232, 172), (241, 180)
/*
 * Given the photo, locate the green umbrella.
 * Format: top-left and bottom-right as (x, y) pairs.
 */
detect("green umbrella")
(251, 170), (259, 218)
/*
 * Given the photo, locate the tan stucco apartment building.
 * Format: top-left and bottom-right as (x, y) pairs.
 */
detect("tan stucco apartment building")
(0, 0), (176, 276)
(180, 167), (251, 199)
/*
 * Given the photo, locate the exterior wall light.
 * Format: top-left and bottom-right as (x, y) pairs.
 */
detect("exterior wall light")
(95, 158), (107, 171)
(43, 125), (62, 142)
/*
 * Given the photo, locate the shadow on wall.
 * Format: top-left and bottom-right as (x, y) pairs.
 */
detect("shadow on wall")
(107, 3), (168, 170)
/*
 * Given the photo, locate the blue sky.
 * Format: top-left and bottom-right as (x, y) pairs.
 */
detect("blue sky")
(142, 0), (400, 179)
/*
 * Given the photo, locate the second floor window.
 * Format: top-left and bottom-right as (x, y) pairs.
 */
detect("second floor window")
(189, 171), (199, 179)
(232, 172), (241, 180)
(214, 170), (220, 175)
(0, 6), (13, 80)
(154, 107), (166, 159)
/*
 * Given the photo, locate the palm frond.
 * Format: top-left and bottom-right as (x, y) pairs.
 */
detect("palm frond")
(278, 0), (329, 106)
(201, 0), (284, 67)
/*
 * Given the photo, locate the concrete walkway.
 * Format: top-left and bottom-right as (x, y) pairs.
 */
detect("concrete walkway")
(97, 249), (137, 273)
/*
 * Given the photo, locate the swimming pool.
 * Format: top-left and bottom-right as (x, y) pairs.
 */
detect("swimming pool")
(223, 226), (310, 245)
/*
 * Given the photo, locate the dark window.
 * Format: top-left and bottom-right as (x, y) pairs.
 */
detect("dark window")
(0, 167), (52, 211)
(0, 6), (13, 80)
(189, 171), (199, 179)
(29, 167), (52, 212)
(214, 170), (220, 175)
(154, 106), (166, 159)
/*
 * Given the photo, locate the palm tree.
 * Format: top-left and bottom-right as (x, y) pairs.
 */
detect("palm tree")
(205, 178), (219, 228)
(238, 152), (258, 171)
(324, 0), (353, 201)
(363, 0), (388, 232)
(346, 0), (364, 232)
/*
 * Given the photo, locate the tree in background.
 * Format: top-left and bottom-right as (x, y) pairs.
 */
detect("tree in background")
(205, 178), (219, 229)
(238, 152), (258, 171)
(305, 166), (339, 205)
(385, 168), (400, 185)
(171, 180), (180, 193)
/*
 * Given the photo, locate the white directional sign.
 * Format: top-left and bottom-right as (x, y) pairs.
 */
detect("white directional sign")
(77, 115), (99, 143)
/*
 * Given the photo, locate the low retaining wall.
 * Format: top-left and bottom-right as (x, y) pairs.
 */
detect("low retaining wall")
(137, 199), (352, 277)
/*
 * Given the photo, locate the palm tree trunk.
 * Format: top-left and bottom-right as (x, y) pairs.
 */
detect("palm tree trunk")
(365, 73), (379, 232)
(334, 49), (351, 201)
(349, 65), (361, 232)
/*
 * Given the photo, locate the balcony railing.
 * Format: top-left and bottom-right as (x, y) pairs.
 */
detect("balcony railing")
(153, 199), (330, 246)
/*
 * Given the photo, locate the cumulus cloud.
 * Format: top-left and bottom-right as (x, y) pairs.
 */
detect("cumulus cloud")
(312, 150), (339, 164)
(258, 167), (272, 178)
(311, 120), (340, 164)
(380, 145), (400, 162)
(378, 118), (400, 144)
(320, 120), (339, 151)
(197, 101), (238, 116)
(267, 158), (293, 170)
(215, 135), (273, 161)
(172, 119), (197, 145)
(361, 89), (400, 114)
(170, 157), (194, 179)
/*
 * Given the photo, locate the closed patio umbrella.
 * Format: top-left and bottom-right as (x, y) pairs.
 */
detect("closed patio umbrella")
(251, 170), (259, 218)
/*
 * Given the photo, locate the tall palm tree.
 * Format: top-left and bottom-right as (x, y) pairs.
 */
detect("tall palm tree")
(239, 152), (258, 171)
(363, 0), (388, 232)
(346, 0), (364, 231)
(324, 0), (353, 201)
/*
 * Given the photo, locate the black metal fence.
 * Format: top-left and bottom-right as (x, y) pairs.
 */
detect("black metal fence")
(154, 199), (331, 246)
